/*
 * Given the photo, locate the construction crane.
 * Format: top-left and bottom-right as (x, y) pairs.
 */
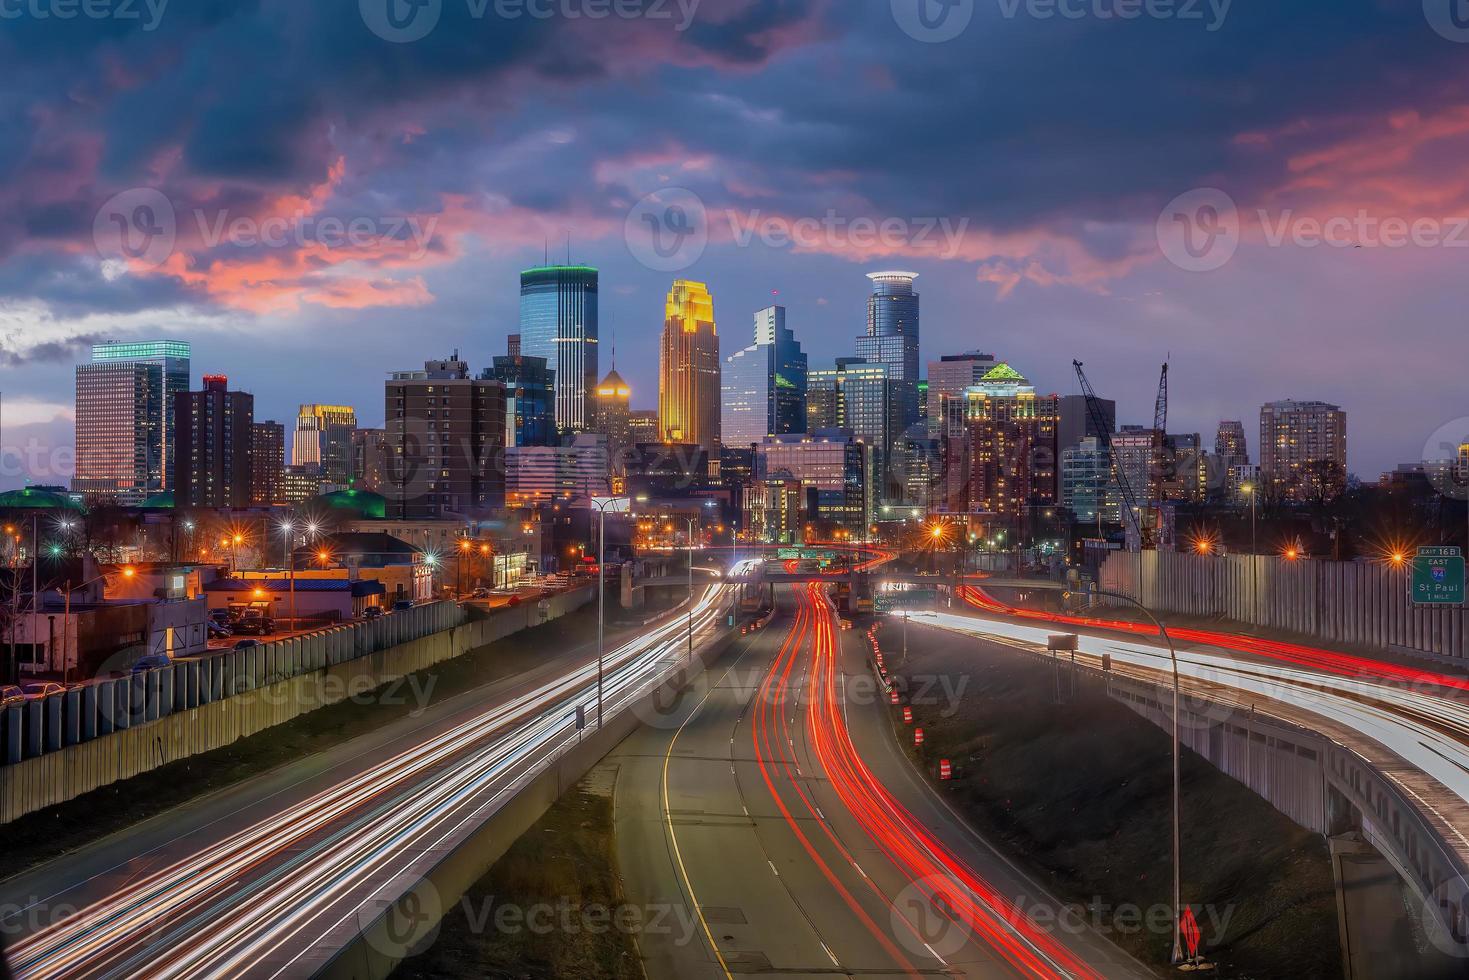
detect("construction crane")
(1073, 360), (1152, 551)
(1151, 362), (1171, 542)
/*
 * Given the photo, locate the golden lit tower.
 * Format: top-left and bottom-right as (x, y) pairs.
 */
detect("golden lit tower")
(659, 280), (721, 456)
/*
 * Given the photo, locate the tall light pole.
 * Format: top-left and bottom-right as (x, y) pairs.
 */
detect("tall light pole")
(686, 516), (698, 662)
(1242, 483), (1258, 618)
(592, 497), (628, 729)
(279, 520), (296, 631)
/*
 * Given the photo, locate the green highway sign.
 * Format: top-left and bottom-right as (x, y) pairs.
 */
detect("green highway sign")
(1411, 546), (1465, 606)
(876, 589), (939, 611)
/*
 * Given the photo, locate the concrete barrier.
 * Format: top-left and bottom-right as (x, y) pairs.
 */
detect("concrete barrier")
(0, 589), (594, 825)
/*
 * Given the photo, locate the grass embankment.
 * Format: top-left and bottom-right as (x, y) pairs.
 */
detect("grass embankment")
(393, 780), (639, 980)
(0, 604), (607, 881)
(876, 623), (1340, 979)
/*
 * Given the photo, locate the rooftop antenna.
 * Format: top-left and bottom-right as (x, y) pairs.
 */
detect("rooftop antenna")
(543, 239), (548, 266)
(565, 231), (571, 265)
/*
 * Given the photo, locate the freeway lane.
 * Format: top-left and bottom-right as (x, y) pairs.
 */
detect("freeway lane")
(612, 585), (1149, 979)
(1, 572), (753, 979)
(918, 599), (1469, 864)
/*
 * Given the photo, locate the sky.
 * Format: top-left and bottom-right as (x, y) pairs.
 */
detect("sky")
(2, 0), (1468, 490)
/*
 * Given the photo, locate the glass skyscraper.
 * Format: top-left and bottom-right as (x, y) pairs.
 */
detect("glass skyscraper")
(721, 306), (808, 448)
(519, 266), (599, 433)
(487, 354), (557, 447)
(856, 271), (920, 429)
(76, 340), (190, 498)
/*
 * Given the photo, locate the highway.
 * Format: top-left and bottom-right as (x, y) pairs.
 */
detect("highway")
(611, 583), (1149, 979)
(916, 588), (1469, 860)
(0, 566), (756, 979)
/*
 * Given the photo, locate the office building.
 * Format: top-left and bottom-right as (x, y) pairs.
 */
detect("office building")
(1058, 394), (1116, 454)
(721, 305), (808, 448)
(1216, 420), (1248, 459)
(659, 280), (721, 457)
(281, 465), (324, 504)
(591, 368), (633, 467)
(293, 404), (357, 483)
(519, 265), (598, 433)
(628, 410), (660, 445)
(351, 427), (388, 494)
(1260, 400), (1348, 503)
(927, 352), (998, 404)
(1163, 432), (1207, 502)
(748, 479), (804, 544)
(487, 353), (556, 448)
(73, 360), (163, 502)
(74, 340), (190, 500)
(757, 431), (869, 531)
(173, 375), (254, 509)
(624, 442), (709, 498)
(1061, 437), (1114, 525)
(1110, 426), (1158, 510)
(807, 373), (840, 431)
(807, 357), (903, 500)
(857, 272), (921, 428)
(384, 356), (507, 519)
(506, 434), (610, 503)
(251, 421), (285, 505)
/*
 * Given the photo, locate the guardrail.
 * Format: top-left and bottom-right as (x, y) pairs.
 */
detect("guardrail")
(0, 601), (465, 768)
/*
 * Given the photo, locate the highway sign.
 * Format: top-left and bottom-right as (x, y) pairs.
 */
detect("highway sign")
(1412, 547), (1465, 606)
(876, 589), (938, 611)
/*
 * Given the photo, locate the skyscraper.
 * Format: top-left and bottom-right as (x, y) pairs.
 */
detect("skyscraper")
(350, 427), (388, 493)
(174, 375), (254, 509)
(960, 363), (1060, 520)
(857, 272), (920, 428)
(927, 351), (998, 404)
(591, 367), (633, 466)
(659, 280), (721, 457)
(75, 340), (191, 499)
(1260, 400), (1347, 503)
(519, 265), (598, 433)
(721, 305), (808, 448)
(384, 356), (507, 519)
(292, 404), (357, 484)
(806, 357), (903, 501)
(1215, 420), (1248, 459)
(251, 421), (285, 505)
(487, 354), (556, 448)
(1058, 394), (1116, 454)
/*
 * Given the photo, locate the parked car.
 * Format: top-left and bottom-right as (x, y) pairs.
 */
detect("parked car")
(233, 639), (259, 650)
(130, 654), (172, 674)
(0, 685), (25, 707)
(208, 608), (233, 626)
(471, 587), (491, 599)
(22, 682), (65, 699)
(233, 613), (274, 636)
(362, 605), (384, 620)
(391, 599), (415, 612)
(208, 620), (234, 639)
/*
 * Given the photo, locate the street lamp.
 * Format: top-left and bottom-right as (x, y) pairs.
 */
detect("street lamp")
(591, 497), (629, 729)
(60, 567), (134, 683)
(279, 521), (297, 631)
(1242, 483), (1258, 616)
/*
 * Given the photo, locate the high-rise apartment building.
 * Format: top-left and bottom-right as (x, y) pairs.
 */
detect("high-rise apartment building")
(722, 305), (808, 448)
(350, 427), (388, 493)
(1061, 437), (1115, 525)
(519, 266), (598, 433)
(506, 434), (610, 503)
(174, 375), (254, 509)
(857, 272), (921, 428)
(1260, 399), (1347, 503)
(384, 356), (507, 519)
(960, 363), (1060, 520)
(659, 280), (721, 457)
(1216, 420), (1248, 459)
(251, 421), (285, 505)
(292, 404), (357, 484)
(487, 353), (556, 448)
(74, 340), (191, 500)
